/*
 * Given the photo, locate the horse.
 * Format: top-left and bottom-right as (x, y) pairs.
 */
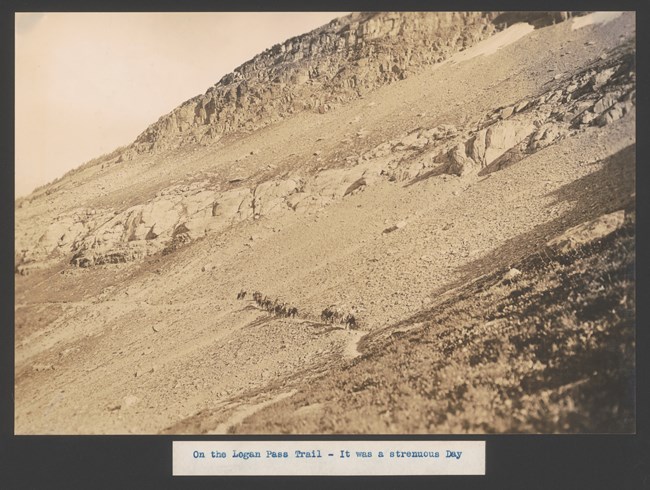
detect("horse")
(321, 308), (333, 323)
(344, 314), (357, 330)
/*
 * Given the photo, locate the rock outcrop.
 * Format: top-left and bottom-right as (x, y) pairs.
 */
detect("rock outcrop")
(437, 43), (636, 176)
(126, 12), (507, 157)
(15, 36), (636, 272)
(547, 210), (627, 253)
(121, 12), (589, 162)
(17, 12), (634, 273)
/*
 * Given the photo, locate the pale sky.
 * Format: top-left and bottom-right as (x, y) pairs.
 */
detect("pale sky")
(15, 12), (348, 198)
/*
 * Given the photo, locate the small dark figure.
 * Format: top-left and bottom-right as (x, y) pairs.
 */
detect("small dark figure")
(321, 308), (333, 323)
(345, 314), (357, 330)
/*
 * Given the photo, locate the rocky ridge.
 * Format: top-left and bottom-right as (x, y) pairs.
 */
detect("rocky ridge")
(124, 12), (502, 157)
(14, 11), (636, 436)
(15, 36), (635, 272)
(116, 12), (585, 160)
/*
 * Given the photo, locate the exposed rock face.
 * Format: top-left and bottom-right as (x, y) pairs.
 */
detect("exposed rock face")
(438, 44), (636, 176)
(126, 12), (507, 156)
(252, 179), (301, 218)
(15, 35), (636, 272)
(528, 123), (568, 152)
(15, 12), (635, 273)
(446, 143), (475, 177)
(121, 11), (589, 161)
(481, 120), (537, 164)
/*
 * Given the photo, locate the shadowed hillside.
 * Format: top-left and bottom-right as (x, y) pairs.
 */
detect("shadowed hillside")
(15, 11), (635, 434)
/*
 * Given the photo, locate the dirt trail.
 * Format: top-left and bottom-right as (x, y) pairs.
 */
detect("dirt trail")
(13, 13), (636, 434)
(343, 330), (367, 359)
(208, 390), (298, 435)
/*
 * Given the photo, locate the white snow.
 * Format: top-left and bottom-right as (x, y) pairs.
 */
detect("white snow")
(572, 12), (624, 30)
(448, 23), (535, 65)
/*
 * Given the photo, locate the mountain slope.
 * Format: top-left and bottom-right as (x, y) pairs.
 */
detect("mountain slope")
(14, 11), (635, 434)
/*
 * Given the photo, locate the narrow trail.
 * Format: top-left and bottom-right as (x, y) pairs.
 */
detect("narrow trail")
(343, 329), (367, 359)
(13, 13), (636, 435)
(207, 390), (298, 434)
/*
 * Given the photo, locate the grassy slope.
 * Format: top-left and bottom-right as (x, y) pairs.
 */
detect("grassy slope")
(14, 14), (637, 434)
(233, 210), (635, 434)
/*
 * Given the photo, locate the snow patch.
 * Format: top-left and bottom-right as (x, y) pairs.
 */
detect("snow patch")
(572, 11), (623, 30)
(448, 23), (535, 64)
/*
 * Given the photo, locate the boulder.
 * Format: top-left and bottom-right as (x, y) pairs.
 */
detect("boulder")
(592, 92), (620, 114)
(594, 100), (633, 127)
(502, 268), (522, 282)
(575, 110), (598, 126)
(514, 100), (530, 113)
(253, 179), (300, 217)
(591, 67), (616, 89)
(467, 129), (487, 165)
(500, 106), (514, 119)
(386, 160), (427, 182)
(396, 131), (429, 150)
(369, 142), (392, 158)
(528, 123), (567, 151)
(483, 120), (536, 165)
(343, 177), (367, 196)
(446, 143), (476, 176)
(446, 118), (536, 176)
(547, 210), (626, 253)
(382, 220), (407, 234)
(422, 124), (457, 140)
(121, 395), (139, 409)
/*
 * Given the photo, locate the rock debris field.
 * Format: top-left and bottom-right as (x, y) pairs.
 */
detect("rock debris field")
(15, 11), (635, 434)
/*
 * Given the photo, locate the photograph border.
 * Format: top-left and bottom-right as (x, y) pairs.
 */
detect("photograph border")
(2, 0), (648, 487)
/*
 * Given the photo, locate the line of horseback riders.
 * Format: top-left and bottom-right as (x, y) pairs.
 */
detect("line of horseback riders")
(237, 289), (358, 329)
(321, 306), (357, 330)
(238, 290), (298, 318)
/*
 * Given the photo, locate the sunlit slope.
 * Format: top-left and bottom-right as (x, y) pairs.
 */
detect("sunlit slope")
(14, 12), (635, 434)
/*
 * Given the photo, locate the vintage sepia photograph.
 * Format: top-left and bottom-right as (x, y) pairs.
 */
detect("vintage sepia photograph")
(14, 11), (636, 435)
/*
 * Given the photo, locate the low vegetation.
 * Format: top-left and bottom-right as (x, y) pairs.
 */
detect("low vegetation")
(233, 214), (635, 433)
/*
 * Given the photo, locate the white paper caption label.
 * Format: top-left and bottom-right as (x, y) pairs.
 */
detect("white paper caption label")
(173, 440), (485, 476)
